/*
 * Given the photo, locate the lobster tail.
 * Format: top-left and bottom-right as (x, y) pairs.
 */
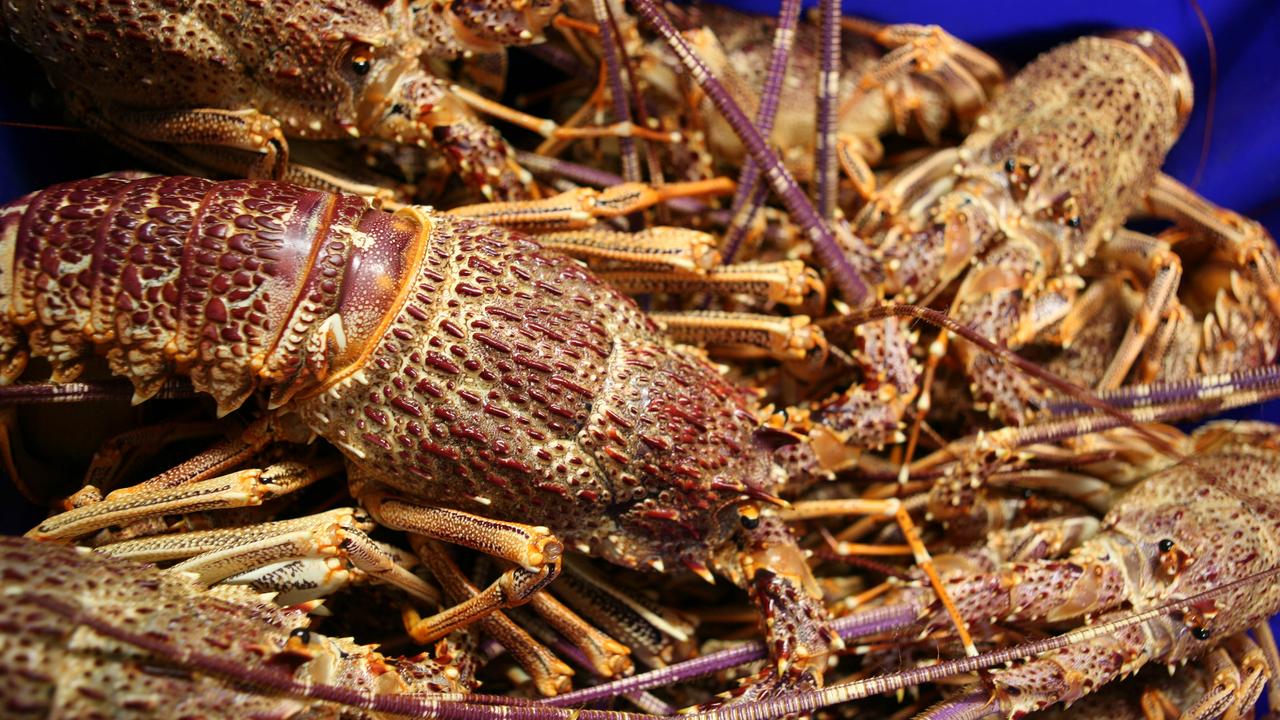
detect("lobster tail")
(0, 176), (423, 415)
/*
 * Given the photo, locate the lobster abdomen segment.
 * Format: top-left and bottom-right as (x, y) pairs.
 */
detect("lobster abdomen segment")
(0, 176), (417, 414)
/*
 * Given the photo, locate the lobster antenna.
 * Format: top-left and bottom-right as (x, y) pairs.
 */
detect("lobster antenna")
(543, 603), (919, 707)
(1187, 0), (1217, 189)
(1043, 364), (1280, 415)
(820, 304), (1182, 458)
(721, 0), (803, 265)
(0, 119), (90, 133)
(685, 562), (1280, 720)
(29, 561), (1280, 720)
(591, 0), (641, 183)
(0, 378), (196, 404)
(626, 0), (873, 306)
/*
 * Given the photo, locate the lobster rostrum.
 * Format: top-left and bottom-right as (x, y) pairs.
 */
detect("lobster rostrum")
(0, 0), (559, 201)
(0, 174), (843, 697)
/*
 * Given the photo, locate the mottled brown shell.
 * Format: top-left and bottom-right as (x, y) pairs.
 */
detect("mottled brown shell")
(963, 33), (1189, 268)
(293, 212), (775, 571)
(0, 536), (471, 719)
(2, 1), (400, 138)
(0, 176), (777, 574)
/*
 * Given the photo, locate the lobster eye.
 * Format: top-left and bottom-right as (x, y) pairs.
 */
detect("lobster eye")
(1191, 626), (1211, 641)
(1067, 216), (1081, 228)
(1158, 538), (1175, 553)
(1004, 158), (1017, 173)
(289, 627), (312, 644)
(349, 44), (374, 75)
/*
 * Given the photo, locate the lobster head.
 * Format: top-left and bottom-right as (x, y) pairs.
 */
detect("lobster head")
(222, 0), (540, 197)
(915, 30), (1193, 300)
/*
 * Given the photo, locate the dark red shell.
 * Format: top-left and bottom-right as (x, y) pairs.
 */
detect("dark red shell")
(0, 176), (776, 571)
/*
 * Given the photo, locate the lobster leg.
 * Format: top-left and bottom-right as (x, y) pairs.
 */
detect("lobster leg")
(72, 421), (226, 504)
(835, 135), (881, 203)
(523, 588), (634, 678)
(1181, 635), (1268, 720)
(80, 104), (288, 180)
(859, 147), (964, 299)
(1088, 229), (1184, 390)
(26, 460), (329, 542)
(555, 555), (698, 669)
(445, 178), (735, 232)
(1254, 621), (1280, 713)
(361, 491), (564, 640)
(827, 19), (1002, 207)
(536, 227), (721, 273)
(839, 18), (1004, 141)
(1145, 172), (1280, 320)
(93, 507), (441, 605)
(451, 85), (678, 146)
(600, 260), (826, 311)
(651, 311), (828, 365)
(409, 537), (576, 697)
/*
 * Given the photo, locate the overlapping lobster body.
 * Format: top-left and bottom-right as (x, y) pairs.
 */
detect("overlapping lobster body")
(0, 175), (839, 694)
(1, 0), (552, 199)
(0, 535), (475, 719)
(887, 421), (1280, 718)
(862, 32), (1194, 421)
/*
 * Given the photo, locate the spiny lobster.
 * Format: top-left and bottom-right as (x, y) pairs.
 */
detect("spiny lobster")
(0, 534), (477, 719)
(15, 417), (1280, 719)
(0, 173), (841, 699)
(0, 0), (562, 201)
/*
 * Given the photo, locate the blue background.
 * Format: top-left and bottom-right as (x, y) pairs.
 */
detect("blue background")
(2, 0), (1280, 704)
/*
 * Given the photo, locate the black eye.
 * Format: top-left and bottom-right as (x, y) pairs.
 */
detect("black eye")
(739, 513), (760, 530)
(1158, 538), (1175, 553)
(1004, 158), (1017, 173)
(349, 44), (374, 76)
(289, 627), (312, 644)
(1191, 626), (1211, 640)
(1067, 216), (1081, 228)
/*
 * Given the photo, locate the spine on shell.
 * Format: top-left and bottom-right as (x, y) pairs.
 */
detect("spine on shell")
(0, 175), (423, 415)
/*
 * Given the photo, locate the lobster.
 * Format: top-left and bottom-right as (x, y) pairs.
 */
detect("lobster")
(632, 4), (1003, 188)
(619, 418), (1280, 718)
(846, 30), (1280, 426)
(0, 0), (562, 201)
(0, 534), (477, 719)
(0, 173), (843, 699)
(891, 420), (1280, 718)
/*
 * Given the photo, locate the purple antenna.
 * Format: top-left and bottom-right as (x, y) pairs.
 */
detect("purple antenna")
(1044, 364), (1280, 414)
(815, 0), (841, 220)
(543, 603), (918, 707)
(593, 0), (641, 182)
(627, 0), (872, 305)
(0, 378), (195, 403)
(30, 562), (1280, 720)
(721, 0), (802, 265)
